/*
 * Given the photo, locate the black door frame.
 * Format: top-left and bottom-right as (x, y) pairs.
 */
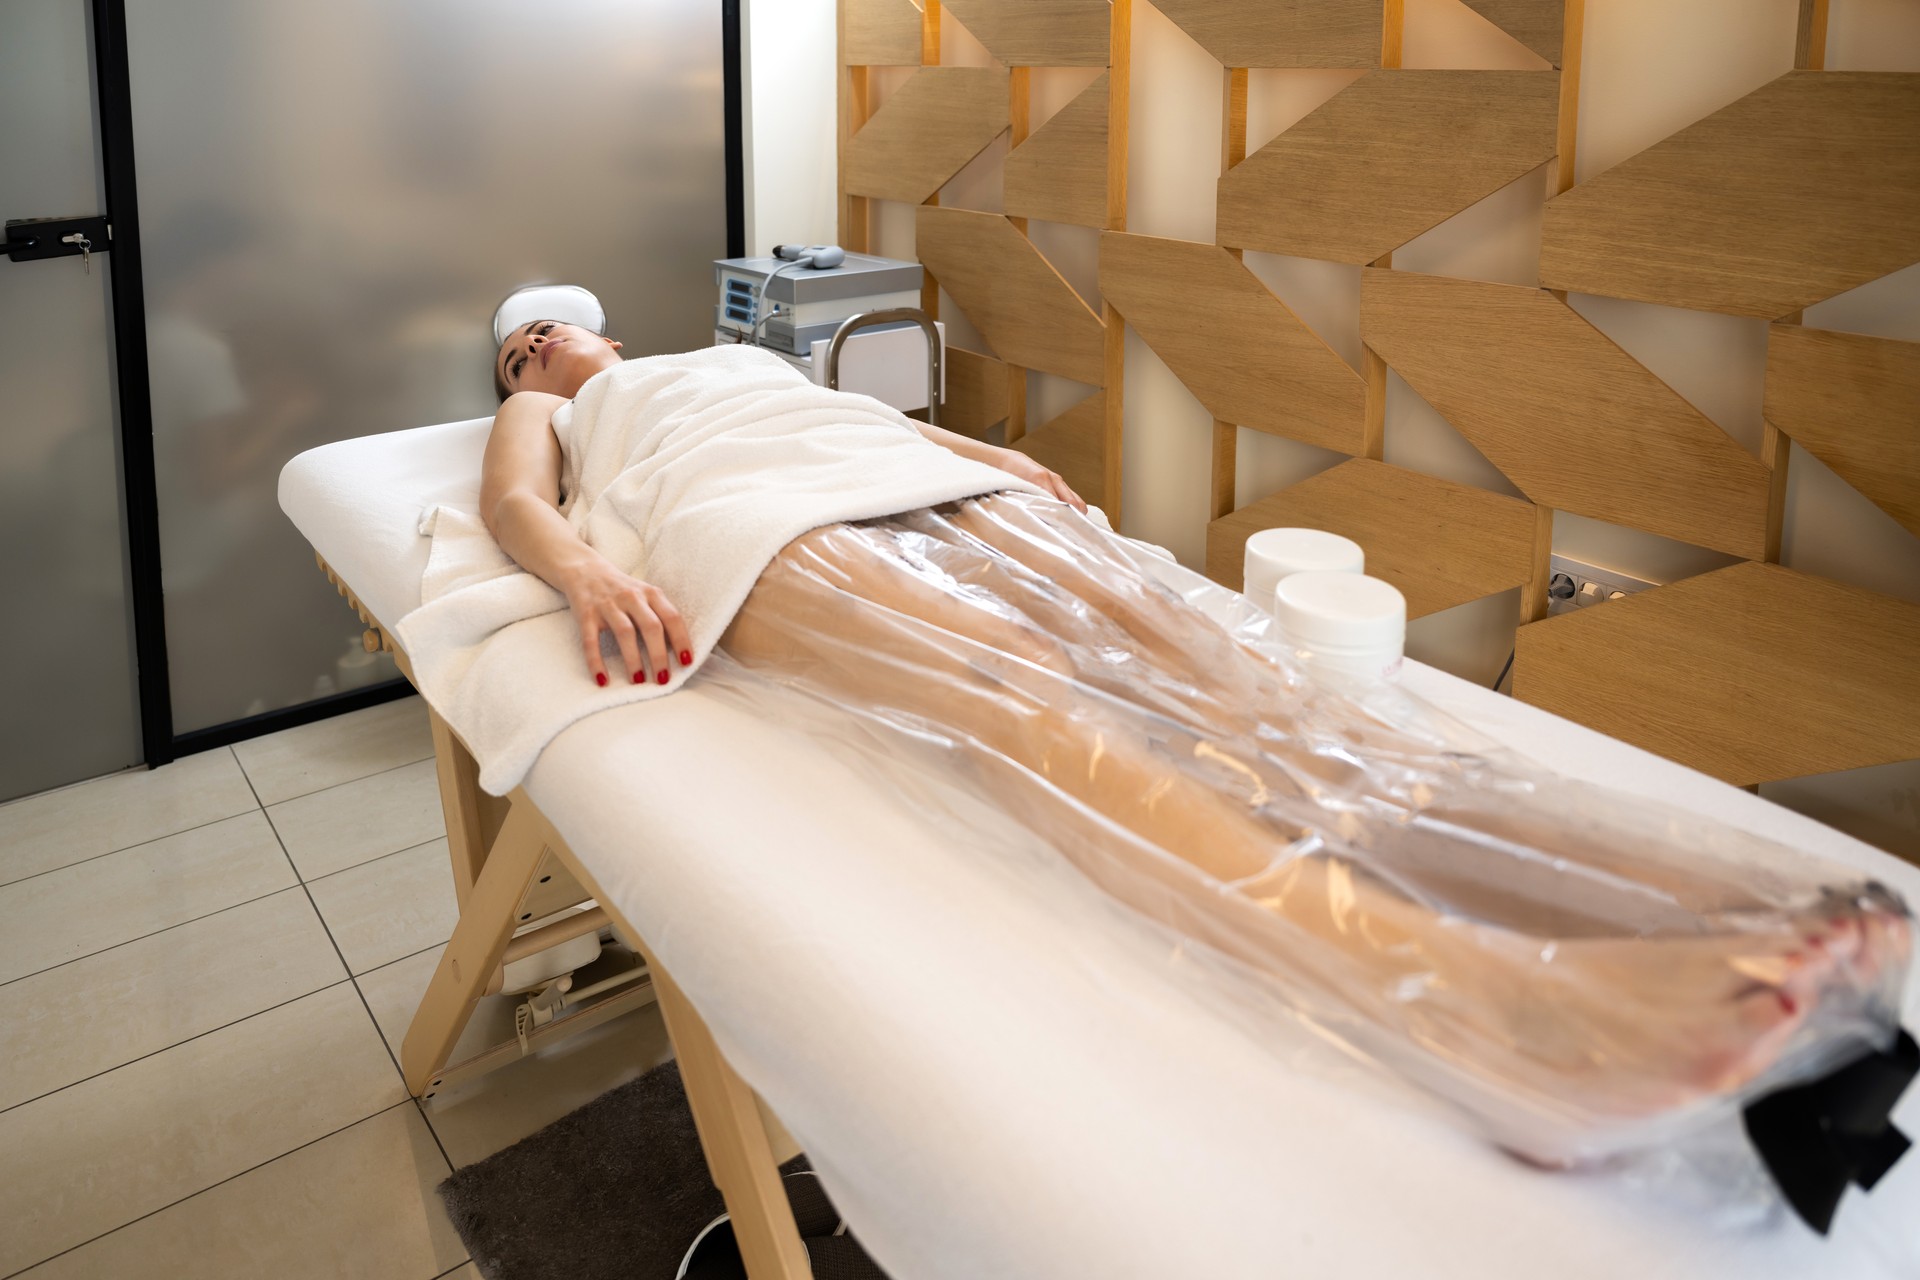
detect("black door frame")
(90, 0), (747, 767)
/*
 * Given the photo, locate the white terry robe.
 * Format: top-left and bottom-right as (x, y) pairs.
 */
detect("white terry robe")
(396, 344), (1041, 795)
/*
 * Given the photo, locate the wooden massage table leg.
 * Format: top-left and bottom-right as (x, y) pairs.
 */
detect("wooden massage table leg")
(508, 802), (814, 1279)
(399, 791), (814, 1277)
(654, 963), (815, 1280)
(401, 797), (552, 1097)
(428, 706), (511, 907)
(315, 553), (811, 1275)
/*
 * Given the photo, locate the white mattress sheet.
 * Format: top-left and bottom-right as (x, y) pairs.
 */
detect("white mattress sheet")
(281, 426), (1920, 1279)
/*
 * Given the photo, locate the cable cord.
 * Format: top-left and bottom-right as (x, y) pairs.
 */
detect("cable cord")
(750, 259), (811, 349)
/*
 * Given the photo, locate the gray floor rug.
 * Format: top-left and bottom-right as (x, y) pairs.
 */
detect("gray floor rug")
(439, 1059), (888, 1279)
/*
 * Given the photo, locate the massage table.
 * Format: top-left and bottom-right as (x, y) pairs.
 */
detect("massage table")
(281, 417), (1920, 1280)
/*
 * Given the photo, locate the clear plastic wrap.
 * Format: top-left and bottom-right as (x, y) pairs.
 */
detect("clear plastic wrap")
(707, 491), (1913, 1170)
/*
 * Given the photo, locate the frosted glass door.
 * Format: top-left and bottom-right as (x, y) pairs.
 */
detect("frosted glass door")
(0, 0), (142, 801)
(126, 0), (728, 731)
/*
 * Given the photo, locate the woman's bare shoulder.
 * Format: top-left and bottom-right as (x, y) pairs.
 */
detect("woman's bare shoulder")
(493, 390), (569, 426)
(489, 392), (570, 454)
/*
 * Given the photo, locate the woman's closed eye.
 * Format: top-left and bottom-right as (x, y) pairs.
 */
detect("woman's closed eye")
(510, 322), (557, 383)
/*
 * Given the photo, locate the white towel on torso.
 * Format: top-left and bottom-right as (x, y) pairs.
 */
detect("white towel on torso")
(396, 344), (1039, 794)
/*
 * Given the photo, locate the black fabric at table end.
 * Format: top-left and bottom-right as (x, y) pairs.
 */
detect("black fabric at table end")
(1742, 1028), (1918, 1235)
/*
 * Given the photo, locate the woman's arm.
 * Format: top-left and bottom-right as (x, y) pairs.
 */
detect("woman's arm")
(480, 391), (693, 685)
(911, 420), (1088, 513)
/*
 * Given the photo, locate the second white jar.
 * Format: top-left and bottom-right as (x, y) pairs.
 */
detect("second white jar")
(1273, 571), (1408, 682)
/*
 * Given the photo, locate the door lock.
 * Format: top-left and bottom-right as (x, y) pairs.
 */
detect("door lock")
(58, 232), (94, 275)
(4, 215), (110, 265)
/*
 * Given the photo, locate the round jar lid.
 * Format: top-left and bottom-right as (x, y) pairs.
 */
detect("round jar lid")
(1274, 572), (1406, 652)
(1245, 528), (1365, 599)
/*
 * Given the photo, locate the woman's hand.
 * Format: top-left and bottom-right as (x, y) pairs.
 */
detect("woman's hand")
(991, 447), (1087, 513)
(559, 558), (694, 687)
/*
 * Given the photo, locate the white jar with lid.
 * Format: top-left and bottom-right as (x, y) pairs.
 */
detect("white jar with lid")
(1243, 528), (1365, 614)
(1273, 571), (1407, 682)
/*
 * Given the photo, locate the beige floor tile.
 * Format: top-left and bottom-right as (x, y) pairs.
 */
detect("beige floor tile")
(0, 982), (405, 1275)
(0, 749), (257, 886)
(0, 888), (346, 1112)
(422, 997), (676, 1168)
(233, 697), (434, 806)
(269, 758), (447, 881)
(309, 840), (459, 975)
(0, 811), (295, 986)
(358, 945), (485, 1062)
(21, 1104), (465, 1280)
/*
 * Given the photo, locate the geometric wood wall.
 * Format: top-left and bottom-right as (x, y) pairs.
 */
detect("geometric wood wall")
(840, 0), (1126, 513)
(842, 0), (1920, 795)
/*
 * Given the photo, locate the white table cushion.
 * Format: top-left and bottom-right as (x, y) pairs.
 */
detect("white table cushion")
(280, 425), (1920, 1279)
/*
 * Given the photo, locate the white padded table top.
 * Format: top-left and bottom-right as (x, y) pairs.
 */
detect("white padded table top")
(281, 418), (493, 627)
(281, 425), (1920, 1280)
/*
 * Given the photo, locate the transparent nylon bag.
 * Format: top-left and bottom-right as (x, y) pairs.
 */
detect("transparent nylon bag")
(700, 491), (1911, 1169)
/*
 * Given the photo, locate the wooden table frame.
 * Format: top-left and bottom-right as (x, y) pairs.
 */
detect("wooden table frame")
(315, 552), (816, 1279)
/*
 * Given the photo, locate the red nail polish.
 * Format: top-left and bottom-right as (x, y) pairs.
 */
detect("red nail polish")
(680, 650), (693, 666)
(657, 669), (670, 685)
(632, 672), (644, 684)
(1777, 990), (1798, 1016)
(595, 673), (607, 687)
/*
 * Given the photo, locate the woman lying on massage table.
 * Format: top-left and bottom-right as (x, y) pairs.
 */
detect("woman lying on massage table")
(482, 319), (1912, 1167)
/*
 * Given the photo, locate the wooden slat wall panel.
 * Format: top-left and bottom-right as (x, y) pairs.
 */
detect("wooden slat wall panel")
(1005, 67), (1033, 446)
(919, 206), (1107, 385)
(1539, 71), (1920, 318)
(1004, 73), (1109, 229)
(833, 0), (1920, 849)
(1206, 458), (1539, 617)
(845, 0), (926, 65)
(1012, 392), (1107, 510)
(1796, 0), (1830, 72)
(936, 0), (1109, 67)
(1151, 0), (1381, 69)
(1102, 0), (1132, 521)
(1514, 562), (1920, 786)
(1460, 0), (1563, 65)
(944, 346), (1011, 438)
(839, 6), (873, 252)
(1100, 232), (1368, 455)
(1764, 325), (1920, 539)
(1362, 268), (1773, 559)
(1105, 0), (1132, 230)
(1209, 66), (1251, 522)
(1216, 71), (1561, 264)
(845, 68), (1010, 205)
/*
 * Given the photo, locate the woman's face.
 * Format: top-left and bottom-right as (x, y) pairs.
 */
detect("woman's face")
(496, 320), (623, 398)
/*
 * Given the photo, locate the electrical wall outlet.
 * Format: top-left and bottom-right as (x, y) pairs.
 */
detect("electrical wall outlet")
(1545, 555), (1657, 618)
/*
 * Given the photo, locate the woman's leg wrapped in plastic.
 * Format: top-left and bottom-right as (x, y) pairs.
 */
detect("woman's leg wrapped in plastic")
(716, 491), (1912, 1165)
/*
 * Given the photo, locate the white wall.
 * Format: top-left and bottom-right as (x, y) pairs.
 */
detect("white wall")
(755, 0), (1920, 859)
(742, 0), (840, 256)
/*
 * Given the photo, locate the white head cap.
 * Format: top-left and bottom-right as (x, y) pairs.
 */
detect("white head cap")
(493, 284), (607, 345)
